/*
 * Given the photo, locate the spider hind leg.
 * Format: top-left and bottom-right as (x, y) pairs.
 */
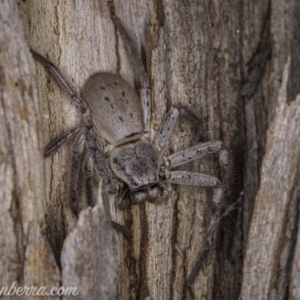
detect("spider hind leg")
(161, 140), (230, 294)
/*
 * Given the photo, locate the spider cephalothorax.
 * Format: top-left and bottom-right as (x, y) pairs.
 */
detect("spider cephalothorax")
(31, 0), (229, 296)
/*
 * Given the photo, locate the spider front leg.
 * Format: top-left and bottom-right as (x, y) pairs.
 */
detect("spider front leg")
(30, 49), (88, 113)
(108, 1), (151, 137)
(155, 104), (230, 192)
(31, 48), (107, 150)
(154, 105), (200, 150)
(156, 106), (230, 294)
(164, 141), (230, 194)
(84, 147), (132, 235)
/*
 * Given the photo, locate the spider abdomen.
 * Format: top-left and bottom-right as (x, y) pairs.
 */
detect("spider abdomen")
(82, 73), (144, 146)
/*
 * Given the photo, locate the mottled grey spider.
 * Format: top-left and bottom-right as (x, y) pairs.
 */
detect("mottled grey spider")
(31, 1), (229, 295)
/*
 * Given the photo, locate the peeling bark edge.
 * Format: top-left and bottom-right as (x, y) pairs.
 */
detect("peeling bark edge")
(0, 1), (61, 299)
(240, 57), (300, 300)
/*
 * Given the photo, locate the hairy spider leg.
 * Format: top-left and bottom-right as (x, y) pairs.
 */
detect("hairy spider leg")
(45, 125), (83, 157)
(31, 48), (107, 148)
(31, 49), (87, 113)
(85, 148), (95, 207)
(69, 129), (87, 216)
(154, 105), (200, 150)
(31, 50), (119, 213)
(156, 105), (230, 295)
(108, 1), (151, 138)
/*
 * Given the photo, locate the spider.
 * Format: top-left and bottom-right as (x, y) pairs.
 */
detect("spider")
(31, 1), (229, 296)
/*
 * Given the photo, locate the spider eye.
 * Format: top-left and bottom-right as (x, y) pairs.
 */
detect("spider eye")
(132, 190), (146, 204)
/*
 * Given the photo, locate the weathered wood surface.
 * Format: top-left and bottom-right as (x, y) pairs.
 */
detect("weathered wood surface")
(0, 1), (60, 299)
(61, 188), (118, 300)
(240, 0), (300, 299)
(18, 0), (242, 299)
(290, 211), (300, 300)
(240, 57), (300, 300)
(0, 0), (298, 299)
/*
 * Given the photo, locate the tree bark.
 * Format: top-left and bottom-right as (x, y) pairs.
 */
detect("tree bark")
(240, 0), (300, 299)
(18, 0), (242, 298)
(0, 1), (60, 299)
(0, 0), (298, 299)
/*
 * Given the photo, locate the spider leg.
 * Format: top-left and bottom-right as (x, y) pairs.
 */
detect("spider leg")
(154, 106), (180, 149)
(164, 141), (223, 168)
(166, 171), (224, 294)
(164, 141), (230, 194)
(167, 171), (220, 187)
(186, 248), (209, 299)
(154, 105), (200, 150)
(94, 149), (133, 212)
(93, 149), (117, 191)
(111, 221), (133, 240)
(31, 49), (107, 150)
(84, 135), (132, 238)
(84, 129), (113, 184)
(69, 129), (87, 216)
(45, 125), (85, 157)
(85, 148), (95, 207)
(89, 157), (132, 239)
(115, 189), (131, 210)
(84, 143), (121, 207)
(186, 188), (223, 298)
(85, 128), (122, 198)
(108, 1), (151, 137)
(168, 171), (224, 245)
(30, 49), (88, 113)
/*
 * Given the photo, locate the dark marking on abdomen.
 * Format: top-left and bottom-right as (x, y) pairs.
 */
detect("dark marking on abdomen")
(125, 132), (140, 139)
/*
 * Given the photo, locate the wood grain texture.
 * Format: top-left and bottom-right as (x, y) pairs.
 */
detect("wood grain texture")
(240, 57), (300, 300)
(240, 0), (300, 299)
(290, 211), (300, 300)
(0, 0), (296, 299)
(61, 188), (117, 300)
(18, 0), (242, 299)
(0, 1), (59, 299)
